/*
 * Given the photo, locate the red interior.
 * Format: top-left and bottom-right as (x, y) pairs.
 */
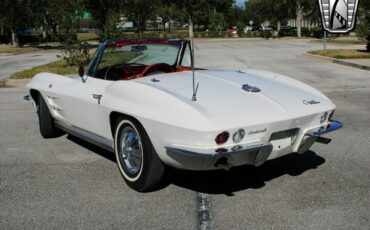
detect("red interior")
(102, 39), (200, 80)
(105, 66), (195, 81)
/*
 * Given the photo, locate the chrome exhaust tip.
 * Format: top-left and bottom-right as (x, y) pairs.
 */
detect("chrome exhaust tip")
(316, 136), (332, 144)
(215, 157), (232, 171)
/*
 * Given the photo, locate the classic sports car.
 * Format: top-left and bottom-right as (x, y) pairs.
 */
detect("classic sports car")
(26, 38), (342, 192)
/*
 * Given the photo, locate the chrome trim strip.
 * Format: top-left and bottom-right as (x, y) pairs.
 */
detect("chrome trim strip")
(165, 142), (273, 169)
(55, 121), (114, 152)
(310, 120), (343, 137)
(165, 143), (272, 157)
(165, 147), (211, 158)
(165, 142), (273, 157)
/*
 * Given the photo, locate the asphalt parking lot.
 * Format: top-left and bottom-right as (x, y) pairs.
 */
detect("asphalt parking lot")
(0, 49), (60, 80)
(0, 39), (369, 229)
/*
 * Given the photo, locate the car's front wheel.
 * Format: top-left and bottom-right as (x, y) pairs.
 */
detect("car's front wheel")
(37, 94), (63, 138)
(114, 118), (165, 192)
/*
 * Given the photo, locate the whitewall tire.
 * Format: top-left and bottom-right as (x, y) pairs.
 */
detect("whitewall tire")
(114, 117), (165, 192)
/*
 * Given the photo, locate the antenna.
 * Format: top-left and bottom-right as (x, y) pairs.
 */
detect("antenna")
(191, 39), (197, 102)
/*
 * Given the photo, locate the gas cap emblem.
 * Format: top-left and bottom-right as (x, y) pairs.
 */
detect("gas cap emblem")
(242, 84), (261, 93)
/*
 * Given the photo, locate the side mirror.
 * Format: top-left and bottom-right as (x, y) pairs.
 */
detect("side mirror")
(78, 66), (84, 78)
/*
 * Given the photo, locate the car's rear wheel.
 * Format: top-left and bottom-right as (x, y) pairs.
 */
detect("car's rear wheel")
(114, 118), (165, 192)
(37, 94), (63, 138)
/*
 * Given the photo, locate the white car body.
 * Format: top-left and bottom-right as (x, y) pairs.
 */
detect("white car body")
(26, 39), (342, 177)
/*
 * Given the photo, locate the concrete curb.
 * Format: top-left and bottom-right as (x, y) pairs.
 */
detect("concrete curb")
(332, 59), (370, 71)
(301, 53), (370, 71)
(0, 51), (32, 56)
(0, 79), (31, 88)
(301, 53), (334, 62)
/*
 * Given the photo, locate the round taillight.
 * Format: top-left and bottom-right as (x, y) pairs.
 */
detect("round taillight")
(215, 131), (230, 145)
(232, 129), (245, 143)
(320, 112), (328, 123)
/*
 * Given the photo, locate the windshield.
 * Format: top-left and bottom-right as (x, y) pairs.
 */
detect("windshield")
(98, 43), (181, 69)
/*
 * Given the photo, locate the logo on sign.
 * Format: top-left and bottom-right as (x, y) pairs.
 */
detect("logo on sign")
(318, 0), (359, 33)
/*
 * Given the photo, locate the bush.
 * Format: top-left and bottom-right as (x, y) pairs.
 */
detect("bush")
(301, 28), (312, 37)
(18, 34), (42, 45)
(58, 34), (90, 66)
(261, 31), (272, 39)
(278, 28), (295, 37)
(57, 33), (77, 43)
(0, 35), (9, 44)
(312, 27), (325, 38)
(356, 21), (369, 41)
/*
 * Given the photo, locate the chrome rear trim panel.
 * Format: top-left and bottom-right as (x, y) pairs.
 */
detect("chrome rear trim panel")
(310, 120), (343, 137)
(165, 142), (273, 170)
(55, 121), (114, 152)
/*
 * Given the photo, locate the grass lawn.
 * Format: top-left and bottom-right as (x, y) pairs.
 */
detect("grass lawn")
(0, 47), (40, 54)
(308, 49), (370, 59)
(77, 32), (99, 42)
(10, 60), (78, 79)
(311, 39), (366, 45)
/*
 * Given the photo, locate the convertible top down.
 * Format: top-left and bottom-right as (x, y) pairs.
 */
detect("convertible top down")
(26, 38), (342, 192)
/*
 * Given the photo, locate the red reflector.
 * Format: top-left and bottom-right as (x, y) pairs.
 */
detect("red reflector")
(215, 148), (228, 153)
(215, 131), (230, 145)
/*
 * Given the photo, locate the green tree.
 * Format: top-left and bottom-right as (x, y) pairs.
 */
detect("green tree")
(50, 0), (88, 65)
(245, 0), (317, 37)
(209, 12), (226, 32)
(287, 0), (317, 37)
(225, 4), (247, 29)
(30, 0), (53, 41)
(0, 0), (33, 47)
(245, 0), (268, 26)
(124, 0), (159, 34)
(156, 2), (182, 32)
(85, 0), (123, 39)
(172, 0), (209, 37)
(357, 0), (370, 50)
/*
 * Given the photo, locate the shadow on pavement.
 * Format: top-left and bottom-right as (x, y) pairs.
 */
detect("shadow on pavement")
(167, 151), (325, 196)
(65, 135), (325, 195)
(67, 135), (116, 163)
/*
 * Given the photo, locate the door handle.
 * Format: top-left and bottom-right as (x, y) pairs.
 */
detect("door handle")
(92, 94), (103, 104)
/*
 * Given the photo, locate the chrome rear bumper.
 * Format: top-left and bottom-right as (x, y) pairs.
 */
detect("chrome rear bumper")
(165, 121), (343, 171)
(166, 142), (273, 171)
(309, 120), (343, 137)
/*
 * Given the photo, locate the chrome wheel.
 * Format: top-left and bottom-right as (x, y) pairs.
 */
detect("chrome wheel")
(114, 118), (165, 191)
(118, 126), (143, 176)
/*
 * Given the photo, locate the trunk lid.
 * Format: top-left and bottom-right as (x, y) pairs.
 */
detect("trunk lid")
(136, 70), (334, 128)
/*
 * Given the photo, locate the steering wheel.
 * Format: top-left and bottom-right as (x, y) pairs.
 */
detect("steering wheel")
(136, 63), (173, 78)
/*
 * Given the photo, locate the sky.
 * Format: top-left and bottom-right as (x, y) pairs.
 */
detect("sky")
(236, 0), (246, 6)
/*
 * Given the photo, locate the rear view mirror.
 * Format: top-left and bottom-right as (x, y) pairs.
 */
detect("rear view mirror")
(131, 45), (147, 52)
(78, 66), (84, 78)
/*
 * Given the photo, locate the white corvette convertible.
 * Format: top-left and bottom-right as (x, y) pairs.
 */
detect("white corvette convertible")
(26, 38), (342, 191)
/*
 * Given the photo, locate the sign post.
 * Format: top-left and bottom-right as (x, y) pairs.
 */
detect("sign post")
(323, 31), (327, 53)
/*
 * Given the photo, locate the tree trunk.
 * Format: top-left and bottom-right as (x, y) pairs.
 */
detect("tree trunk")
(296, 2), (302, 38)
(189, 15), (194, 38)
(277, 21), (281, 32)
(10, 28), (19, 47)
(42, 28), (48, 41)
(42, 17), (49, 41)
(52, 24), (58, 40)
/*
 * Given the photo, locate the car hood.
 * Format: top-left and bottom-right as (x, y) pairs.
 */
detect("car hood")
(134, 70), (335, 129)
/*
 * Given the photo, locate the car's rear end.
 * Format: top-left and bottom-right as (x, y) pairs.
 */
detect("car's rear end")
(132, 69), (342, 171)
